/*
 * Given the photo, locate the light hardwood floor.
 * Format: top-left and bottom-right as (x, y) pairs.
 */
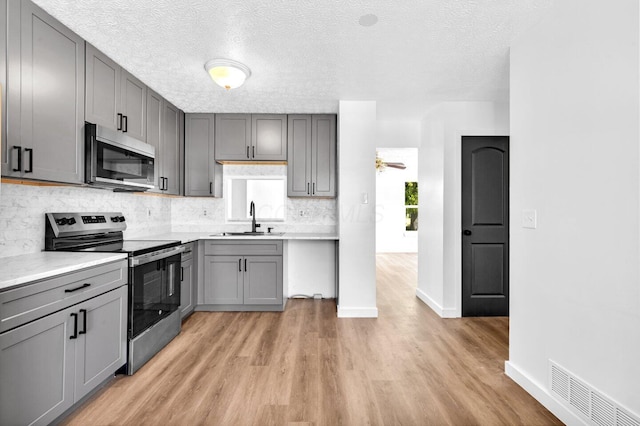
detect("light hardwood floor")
(62, 253), (561, 425)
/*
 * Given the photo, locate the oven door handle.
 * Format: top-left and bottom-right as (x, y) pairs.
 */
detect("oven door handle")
(129, 245), (185, 267)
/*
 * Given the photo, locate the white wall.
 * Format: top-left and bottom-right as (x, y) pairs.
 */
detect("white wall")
(337, 101), (378, 317)
(375, 148), (418, 253)
(507, 0), (640, 421)
(416, 102), (509, 317)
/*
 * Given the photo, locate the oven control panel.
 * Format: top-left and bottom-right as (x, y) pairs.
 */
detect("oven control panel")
(46, 212), (127, 236)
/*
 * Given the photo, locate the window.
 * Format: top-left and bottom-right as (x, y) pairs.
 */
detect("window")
(405, 182), (418, 231)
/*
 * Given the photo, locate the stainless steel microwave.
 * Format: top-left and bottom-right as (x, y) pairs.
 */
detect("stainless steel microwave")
(85, 122), (155, 191)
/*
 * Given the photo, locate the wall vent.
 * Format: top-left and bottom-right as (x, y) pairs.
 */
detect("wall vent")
(549, 360), (639, 426)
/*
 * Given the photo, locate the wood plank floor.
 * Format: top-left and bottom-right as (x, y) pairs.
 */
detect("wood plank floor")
(62, 253), (561, 425)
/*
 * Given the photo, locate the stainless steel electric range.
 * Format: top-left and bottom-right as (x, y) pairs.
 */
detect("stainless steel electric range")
(45, 212), (184, 375)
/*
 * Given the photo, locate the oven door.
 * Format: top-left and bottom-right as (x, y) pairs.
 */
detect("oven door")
(129, 252), (181, 338)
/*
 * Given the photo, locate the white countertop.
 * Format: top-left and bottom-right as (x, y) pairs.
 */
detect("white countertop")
(0, 233), (337, 292)
(144, 232), (339, 244)
(0, 252), (128, 291)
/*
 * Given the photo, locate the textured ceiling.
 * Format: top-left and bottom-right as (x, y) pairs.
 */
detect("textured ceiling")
(32, 0), (555, 119)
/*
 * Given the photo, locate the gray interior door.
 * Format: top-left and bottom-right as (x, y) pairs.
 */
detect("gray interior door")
(462, 136), (509, 316)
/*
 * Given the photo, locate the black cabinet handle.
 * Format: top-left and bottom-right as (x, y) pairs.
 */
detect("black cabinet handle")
(65, 283), (91, 293)
(164, 177), (168, 191)
(238, 258), (242, 272)
(122, 115), (128, 133)
(181, 266), (184, 282)
(79, 309), (87, 335)
(463, 230), (472, 236)
(24, 148), (33, 173)
(312, 182), (315, 195)
(246, 146), (250, 159)
(252, 146), (255, 158)
(70, 313), (78, 339)
(307, 182), (310, 195)
(12, 146), (22, 172)
(209, 182), (213, 195)
(244, 258), (247, 272)
(117, 113), (123, 130)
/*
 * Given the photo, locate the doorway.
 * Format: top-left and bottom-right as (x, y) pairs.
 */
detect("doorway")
(375, 148), (419, 297)
(461, 136), (509, 316)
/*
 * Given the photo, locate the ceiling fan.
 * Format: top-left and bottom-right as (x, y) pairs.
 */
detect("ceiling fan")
(376, 152), (406, 171)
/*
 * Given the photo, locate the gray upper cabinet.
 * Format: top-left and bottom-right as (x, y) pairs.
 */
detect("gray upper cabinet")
(85, 43), (120, 131)
(287, 114), (336, 197)
(85, 43), (146, 141)
(185, 113), (222, 197)
(251, 114), (287, 160)
(215, 114), (287, 161)
(145, 88), (162, 190)
(120, 70), (146, 141)
(1, 0), (84, 183)
(215, 114), (251, 161)
(159, 100), (181, 195)
(147, 89), (183, 195)
(0, 1), (7, 176)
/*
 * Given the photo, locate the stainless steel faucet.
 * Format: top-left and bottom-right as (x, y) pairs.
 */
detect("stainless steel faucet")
(249, 201), (260, 233)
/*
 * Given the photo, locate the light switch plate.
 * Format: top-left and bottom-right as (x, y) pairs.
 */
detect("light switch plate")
(522, 209), (537, 229)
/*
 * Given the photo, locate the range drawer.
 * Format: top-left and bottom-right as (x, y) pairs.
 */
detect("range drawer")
(204, 240), (283, 256)
(0, 259), (127, 333)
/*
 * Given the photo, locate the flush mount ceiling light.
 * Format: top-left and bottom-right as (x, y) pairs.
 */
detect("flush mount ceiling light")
(204, 59), (251, 90)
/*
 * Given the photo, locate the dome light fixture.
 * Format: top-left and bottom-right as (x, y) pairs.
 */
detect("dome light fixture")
(204, 59), (251, 90)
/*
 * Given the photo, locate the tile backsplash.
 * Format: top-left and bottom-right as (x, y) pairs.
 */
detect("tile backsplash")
(0, 165), (336, 257)
(0, 183), (172, 257)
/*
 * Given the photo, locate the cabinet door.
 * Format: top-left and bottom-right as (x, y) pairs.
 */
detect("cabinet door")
(287, 115), (312, 196)
(203, 256), (243, 304)
(311, 115), (336, 197)
(160, 100), (181, 195)
(251, 114), (287, 160)
(214, 114), (251, 161)
(7, 0), (84, 183)
(244, 256), (283, 305)
(180, 257), (194, 318)
(85, 43), (120, 131)
(185, 113), (221, 197)
(74, 286), (127, 402)
(120, 69), (146, 142)
(146, 88), (163, 191)
(0, 0), (7, 175)
(0, 306), (75, 426)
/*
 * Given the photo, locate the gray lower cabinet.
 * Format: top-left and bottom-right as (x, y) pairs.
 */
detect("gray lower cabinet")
(184, 114), (222, 197)
(0, 259), (127, 426)
(215, 114), (287, 161)
(85, 42), (146, 142)
(287, 115), (336, 197)
(0, 285), (127, 426)
(180, 242), (197, 318)
(201, 240), (284, 310)
(1, 0), (84, 183)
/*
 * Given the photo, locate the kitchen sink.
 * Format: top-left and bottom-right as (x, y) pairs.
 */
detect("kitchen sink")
(211, 231), (285, 237)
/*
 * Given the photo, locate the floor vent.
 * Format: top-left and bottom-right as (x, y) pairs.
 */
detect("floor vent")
(549, 360), (640, 426)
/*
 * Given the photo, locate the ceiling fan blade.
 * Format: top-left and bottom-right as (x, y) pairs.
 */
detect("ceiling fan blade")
(384, 162), (407, 170)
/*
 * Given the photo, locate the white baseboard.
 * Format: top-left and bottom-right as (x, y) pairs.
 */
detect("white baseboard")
(505, 361), (586, 426)
(415, 288), (459, 318)
(337, 306), (379, 318)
